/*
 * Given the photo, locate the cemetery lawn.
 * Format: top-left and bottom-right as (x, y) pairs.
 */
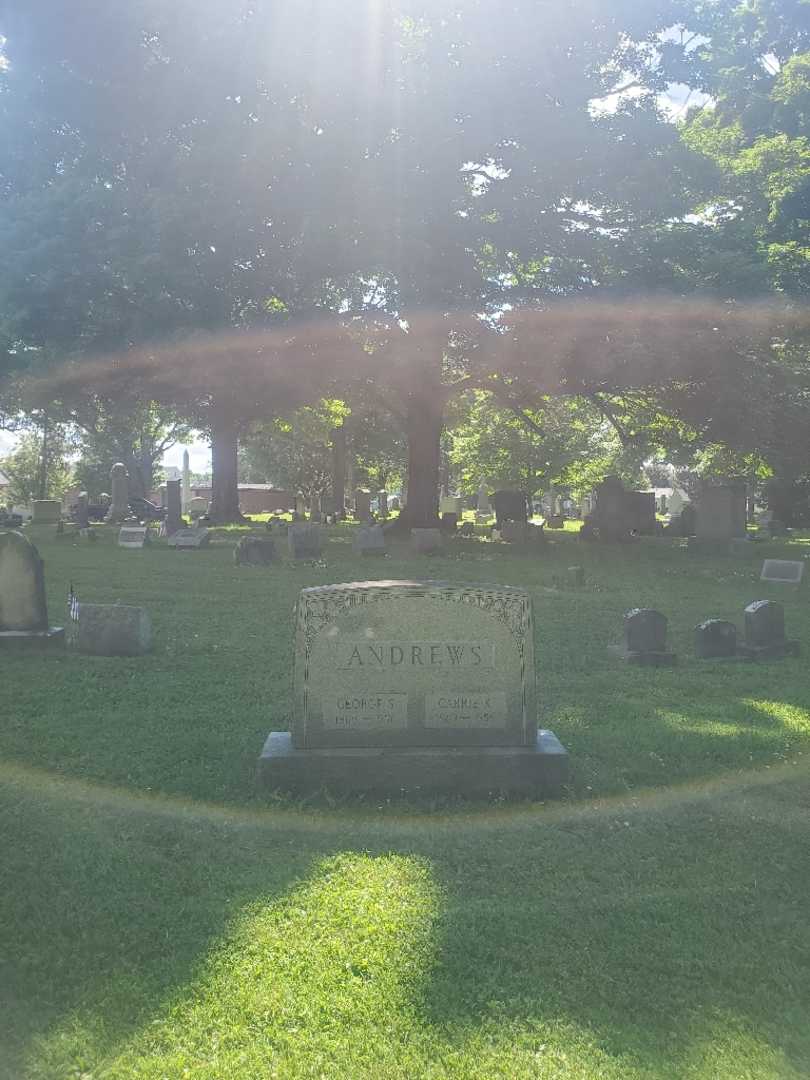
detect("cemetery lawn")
(2, 524), (810, 1079)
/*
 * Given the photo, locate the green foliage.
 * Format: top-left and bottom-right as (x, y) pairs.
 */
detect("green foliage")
(448, 391), (627, 496)
(0, 428), (73, 505)
(240, 402), (348, 495)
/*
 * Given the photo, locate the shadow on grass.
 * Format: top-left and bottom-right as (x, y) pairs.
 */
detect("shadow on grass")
(2, 760), (809, 1078)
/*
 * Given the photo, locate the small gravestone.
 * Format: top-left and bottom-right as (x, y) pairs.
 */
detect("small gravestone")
(0, 531), (63, 645)
(378, 491), (388, 517)
(75, 492), (91, 530)
(353, 525), (387, 556)
(477, 480), (491, 516)
(567, 566), (585, 587)
(440, 496), (463, 515)
(187, 496), (208, 519)
(168, 527), (210, 549)
(309, 494), (323, 524)
(104, 463), (130, 524)
(118, 525), (148, 549)
(760, 559), (804, 585)
(32, 500), (61, 525)
(258, 579), (568, 796)
(458, 522), (475, 538)
(354, 489), (372, 521)
(440, 511), (459, 533)
(740, 600), (799, 659)
(165, 479), (183, 535)
(288, 523), (322, 559)
(68, 602), (151, 656)
(694, 619), (738, 659)
(621, 608), (676, 666)
(234, 536), (278, 566)
(411, 528), (443, 555)
(545, 514), (565, 529)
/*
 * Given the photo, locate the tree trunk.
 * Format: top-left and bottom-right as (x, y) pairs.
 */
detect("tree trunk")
(209, 416), (244, 523)
(330, 426), (346, 517)
(391, 393), (444, 530)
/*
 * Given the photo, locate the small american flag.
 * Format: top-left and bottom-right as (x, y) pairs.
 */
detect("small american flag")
(68, 583), (80, 622)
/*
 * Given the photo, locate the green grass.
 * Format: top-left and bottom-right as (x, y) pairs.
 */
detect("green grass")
(2, 523), (809, 1078)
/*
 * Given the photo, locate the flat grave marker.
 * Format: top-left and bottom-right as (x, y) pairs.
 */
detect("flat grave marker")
(118, 526), (148, 549)
(760, 559), (804, 585)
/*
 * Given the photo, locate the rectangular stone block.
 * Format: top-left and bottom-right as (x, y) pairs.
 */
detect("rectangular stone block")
(291, 580), (536, 749)
(257, 729), (569, 798)
(411, 528), (443, 555)
(118, 526), (148, 549)
(288, 524), (322, 559)
(31, 500), (61, 524)
(761, 559), (804, 584)
(68, 603), (151, 656)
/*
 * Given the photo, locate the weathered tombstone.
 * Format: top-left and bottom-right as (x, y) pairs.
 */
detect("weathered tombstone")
(621, 608), (676, 666)
(167, 527), (210, 549)
(411, 528), (443, 555)
(760, 559), (804, 584)
(477, 480), (491, 516)
(0, 531), (63, 645)
(354, 489), (372, 521)
(75, 492), (91, 530)
(187, 496), (208, 519)
(458, 522), (475, 538)
(288, 523), (322, 559)
(68, 603), (151, 656)
(234, 536), (278, 566)
(545, 514), (565, 529)
(353, 525), (387, 556)
(389, 495), (401, 512)
(440, 511), (459, 533)
(165, 479), (183, 535)
(295, 493), (307, 517)
(500, 521), (529, 543)
(440, 495), (463, 516)
(118, 525), (149, 549)
(740, 600), (799, 659)
(309, 493), (323, 524)
(490, 490), (529, 529)
(694, 619), (738, 659)
(258, 580), (568, 796)
(691, 483), (747, 551)
(104, 463), (130, 524)
(567, 566), (585, 587)
(32, 500), (61, 525)
(378, 491), (388, 517)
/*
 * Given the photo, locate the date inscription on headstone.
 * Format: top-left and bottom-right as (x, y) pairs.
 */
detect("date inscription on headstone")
(424, 691), (507, 728)
(322, 693), (408, 730)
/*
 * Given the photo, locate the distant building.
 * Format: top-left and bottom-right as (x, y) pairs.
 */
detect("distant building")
(189, 483), (295, 515)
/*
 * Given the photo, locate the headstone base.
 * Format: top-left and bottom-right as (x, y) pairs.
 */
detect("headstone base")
(257, 729), (569, 798)
(738, 640), (800, 661)
(0, 627), (64, 648)
(622, 650), (678, 667)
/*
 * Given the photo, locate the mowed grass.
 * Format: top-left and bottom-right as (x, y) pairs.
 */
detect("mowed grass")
(2, 522), (810, 1078)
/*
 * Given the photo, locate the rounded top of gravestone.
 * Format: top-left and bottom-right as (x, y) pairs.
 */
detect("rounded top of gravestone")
(745, 599), (782, 615)
(110, 462), (128, 478)
(624, 607), (667, 625)
(695, 619), (735, 633)
(598, 475), (624, 492)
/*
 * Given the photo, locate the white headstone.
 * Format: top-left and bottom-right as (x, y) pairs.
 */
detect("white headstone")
(118, 526), (148, 549)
